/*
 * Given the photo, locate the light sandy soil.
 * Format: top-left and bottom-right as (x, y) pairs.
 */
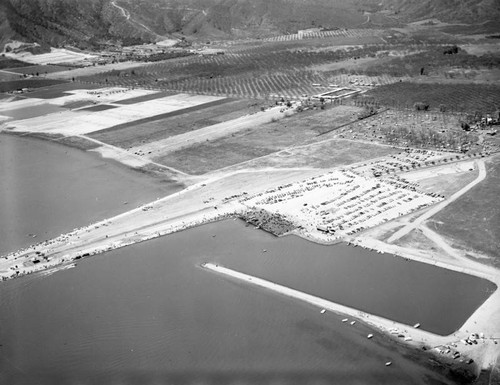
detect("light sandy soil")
(7, 93), (225, 135)
(6, 48), (96, 65)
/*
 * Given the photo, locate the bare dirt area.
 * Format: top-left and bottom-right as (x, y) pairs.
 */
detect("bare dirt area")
(427, 155), (500, 265)
(403, 162), (479, 197)
(225, 139), (401, 173)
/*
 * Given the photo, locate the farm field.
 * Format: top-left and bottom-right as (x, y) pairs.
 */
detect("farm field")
(78, 41), (416, 99)
(151, 106), (394, 175)
(361, 82), (500, 113)
(428, 154), (500, 265)
(0, 71), (21, 82)
(4, 64), (75, 75)
(0, 78), (68, 93)
(6, 48), (96, 65)
(7, 93), (227, 136)
(88, 98), (264, 148)
(0, 57), (32, 69)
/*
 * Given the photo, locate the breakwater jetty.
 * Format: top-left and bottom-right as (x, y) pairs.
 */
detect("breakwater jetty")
(203, 262), (422, 336)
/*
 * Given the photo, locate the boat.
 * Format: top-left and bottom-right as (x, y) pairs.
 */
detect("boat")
(385, 361), (392, 366)
(367, 334), (373, 339)
(413, 323), (421, 329)
(320, 309), (326, 314)
(350, 321), (356, 325)
(342, 318), (348, 323)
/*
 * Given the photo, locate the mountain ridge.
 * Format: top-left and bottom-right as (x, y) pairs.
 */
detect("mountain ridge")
(1, 0), (499, 51)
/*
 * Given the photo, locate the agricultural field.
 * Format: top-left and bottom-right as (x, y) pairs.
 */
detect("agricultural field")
(0, 71), (21, 82)
(0, 78), (68, 93)
(88, 98), (262, 148)
(150, 105), (386, 174)
(359, 82), (500, 113)
(78, 42), (414, 99)
(0, 57), (32, 69)
(427, 154), (500, 265)
(6, 48), (96, 65)
(4, 64), (75, 75)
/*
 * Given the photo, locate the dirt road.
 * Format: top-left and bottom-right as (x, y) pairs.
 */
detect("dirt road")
(387, 159), (486, 243)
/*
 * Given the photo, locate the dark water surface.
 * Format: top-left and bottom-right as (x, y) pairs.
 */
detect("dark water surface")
(0, 221), (471, 385)
(0, 135), (492, 384)
(0, 133), (182, 255)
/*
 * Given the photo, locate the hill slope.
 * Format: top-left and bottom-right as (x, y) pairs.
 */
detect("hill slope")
(1, 0), (499, 51)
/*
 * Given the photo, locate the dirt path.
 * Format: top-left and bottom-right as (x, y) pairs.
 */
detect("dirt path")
(111, 0), (130, 20)
(387, 159), (486, 243)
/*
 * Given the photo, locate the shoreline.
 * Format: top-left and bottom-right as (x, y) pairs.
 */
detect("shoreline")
(202, 262), (484, 377)
(1, 130), (498, 375)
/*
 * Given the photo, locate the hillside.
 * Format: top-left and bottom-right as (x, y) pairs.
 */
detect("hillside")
(378, 0), (500, 23)
(1, 0), (499, 51)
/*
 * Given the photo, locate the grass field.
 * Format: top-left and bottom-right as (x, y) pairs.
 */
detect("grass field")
(428, 155), (500, 265)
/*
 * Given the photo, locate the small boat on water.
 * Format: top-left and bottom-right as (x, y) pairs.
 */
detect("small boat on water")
(342, 318), (348, 323)
(320, 309), (326, 314)
(367, 334), (373, 339)
(350, 321), (356, 325)
(413, 323), (421, 329)
(385, 361), (392, 366)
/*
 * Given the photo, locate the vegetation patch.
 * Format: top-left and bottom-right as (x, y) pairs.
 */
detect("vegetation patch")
(361, 82), (500, 114)
(240, 208), (296, 236)
(0, 78), (68, 92)
(80, 104), (119, 112)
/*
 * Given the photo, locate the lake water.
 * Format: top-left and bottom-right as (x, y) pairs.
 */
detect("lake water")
(0, 133), (182, 256)
(0, 135), (494, 384)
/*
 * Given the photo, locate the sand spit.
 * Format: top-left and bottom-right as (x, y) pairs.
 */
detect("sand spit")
(203, 262), (498, 373)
